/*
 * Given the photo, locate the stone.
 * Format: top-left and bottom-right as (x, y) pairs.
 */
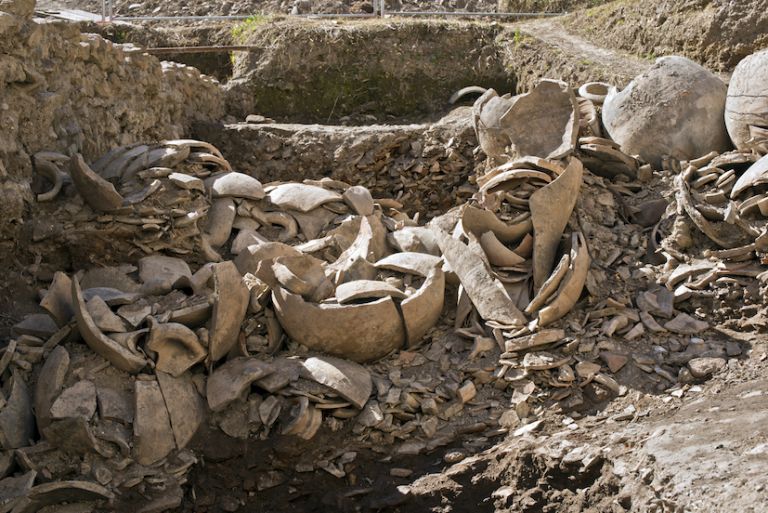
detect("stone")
(156, 371), (205, 449)
(342, 186), (374, 216)
(209, 172), (264, 200)
(725, 48), (768, 151)
(208, 261), (250, 363)
(300, 356), (372, 409)
(34, 346), (70, 430)
(456, 381), (477, 403)
(85, 296), (127, 333)
(688, 357), (726, 379)
(50, 380), (97, 420)
(600, 352), (628, 373)
(134, 380), (176, 465)
(664, 313), (709, 335)
(11, 314), (59, 339)
(603, 56), (730, 168)
(575, 361), (601, 379)
(207, 357), (273, 412)
(636, 288), (674, 319)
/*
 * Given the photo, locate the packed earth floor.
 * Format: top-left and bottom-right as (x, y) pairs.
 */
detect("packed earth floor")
(1, 0), (768, 512)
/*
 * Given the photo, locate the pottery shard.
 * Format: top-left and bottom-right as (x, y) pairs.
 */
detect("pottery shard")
(209, 172), (265, 200)
(664, 313), (709, 335)
(12, 480), (114, 513)
(273, 287), (405, 363)
(603, 56), (730, 168)
(146, 320), (207, 377)
(0, 471), (36, 508)
(234, 241), (303, 275)
(375, 252), (442, 277)
(343, 186), (375, 216)
(34, 346), (69, 430)
(401, 267), (445, 346)
(387, 227), (441, 255)
(335, 280), (406, 304)
(40, 272), (74, 327)
(71, 279), (146, 373)
(538, 232), (590, 327)
(725, 49), (768, 151)
(208, 261), (250, 363)
(731, 153), (768, 199)
(687, 357), (726, 379)
(268, 183), (343, 212)
(434, 229), (526, 328)
(50, 380), (97, 420)
(86, 296), (127, 333)
(133, 380), (176, 466)
(138, 255), (192, 290)
(0, 373), (35, 449)
(300, 356), (372, 409)
(205, 197), (236, 248)
(156, 371), (205, 449)
(11, 313), (58, 339)
(169, 172), (204, 192)
(530, 158), (583, 292)
(460, 205), (532, 244)
(474, 80), (578, 162)
(69, 154), (124, 212)
(96, 387), (134, 424)
(206, 357), (273, 412)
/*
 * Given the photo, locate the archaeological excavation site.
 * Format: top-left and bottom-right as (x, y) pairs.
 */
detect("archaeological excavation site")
(2, 0), (768, 511)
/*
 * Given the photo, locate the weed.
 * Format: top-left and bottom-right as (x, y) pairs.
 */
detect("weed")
(231, 14), (271, 43)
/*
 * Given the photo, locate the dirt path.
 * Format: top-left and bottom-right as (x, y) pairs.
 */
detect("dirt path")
(520, 16), (649, 79)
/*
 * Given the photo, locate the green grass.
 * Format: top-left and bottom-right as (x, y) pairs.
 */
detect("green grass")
(231, 14), (272, 43)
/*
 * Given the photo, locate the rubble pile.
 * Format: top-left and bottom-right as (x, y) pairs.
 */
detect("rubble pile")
(3, 43), (768, 511)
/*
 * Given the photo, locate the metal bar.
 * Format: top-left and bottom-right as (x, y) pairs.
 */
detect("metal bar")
(111, 13), (377, 21)
(385, 11), (563, 16)
(129, 45), (263, 54)
(101, 0), (106, 22)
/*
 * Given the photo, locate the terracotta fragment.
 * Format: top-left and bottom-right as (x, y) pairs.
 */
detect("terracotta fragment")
(401, 267), (445, 346)
(33, 346), (69, 430)
(146, 319), (207, 377)
(50, 380), (97, 420)
(209, 172), (264, 200)
(208, 261), (250, 363)
(133, 380), (176, 466)
(268, 183), (342, 212)
(300, 356), (372, 409)
(335, 280), (406, 304)
(156, 371), (206, 449)
(207, 357), (273, 412)
(461, 205), (531, 244)
(538, 232), (590, 327)
(69, 154), (124, 212)
(39, 272), (74, 327)
(375, 252), (442, 277)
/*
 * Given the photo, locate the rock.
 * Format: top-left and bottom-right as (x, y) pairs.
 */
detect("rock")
(207, 357), (273, 412)
(34, 346), (70, 430)
(603, 56), (730, 168)
(11, 314), (59, 339)
(134, 380), (176, 465)
(209, 172), (264, 200)
(390, 468), (413, 478)
(636, 288), (674, 319)
(474, 80), (578, 163)
(85, 296), (127, 333)
(664, 313), (709, 335)
(300, 356), (372, 409)
(456, 381), (476, 403)
(50, 380), (97, 420)
(208, 261), (250, 362)
(688, 357), (726, 379)
(96, 387), (134, 424)
(725, 49), (768, 151)
(156, 372), (205, 449)
(575, 361), (601, 379)
(600, 352), (628, 373)
(0, 373), (35, 449)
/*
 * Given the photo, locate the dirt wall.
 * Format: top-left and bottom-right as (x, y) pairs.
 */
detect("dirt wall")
(565, 0), (768, 72)
(0, 1), (224, 261)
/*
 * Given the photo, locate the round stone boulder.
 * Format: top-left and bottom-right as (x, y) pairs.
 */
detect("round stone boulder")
(725, 48), (768, 151)
(603, 56), (731, 168)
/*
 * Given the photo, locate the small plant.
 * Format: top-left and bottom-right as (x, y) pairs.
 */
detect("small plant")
(513, 28), (523, 47)
(231, 14), (271, 43)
